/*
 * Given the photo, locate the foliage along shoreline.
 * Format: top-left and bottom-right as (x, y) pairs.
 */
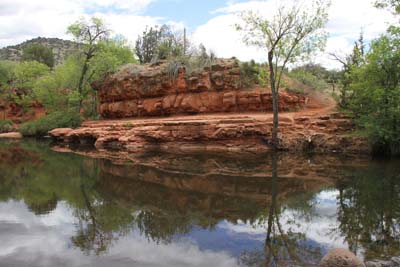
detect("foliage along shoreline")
(0, 0), (400, 156)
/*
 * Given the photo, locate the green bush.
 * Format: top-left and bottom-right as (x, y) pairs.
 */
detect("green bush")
(0, 120), (13, 133)
(20, 111), (81, 137)
(240, 60), (260, 88)
(289, 69), (329, 91)
(239, 60), (269, 88)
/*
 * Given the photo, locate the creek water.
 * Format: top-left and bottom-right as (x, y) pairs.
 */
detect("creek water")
(0, 140), (399, 267)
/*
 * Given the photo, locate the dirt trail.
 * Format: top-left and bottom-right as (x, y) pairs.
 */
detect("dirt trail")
(83, 89), (336, 127)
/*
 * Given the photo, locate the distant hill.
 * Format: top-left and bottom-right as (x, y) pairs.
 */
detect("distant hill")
(0, 37), (78, 65)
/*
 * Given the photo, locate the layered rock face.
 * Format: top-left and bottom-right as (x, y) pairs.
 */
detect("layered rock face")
(50, 59), (369, 153)
(49, 111), (370, 154)
(96, 59), (305, 118)
(0, 100), (45, 123)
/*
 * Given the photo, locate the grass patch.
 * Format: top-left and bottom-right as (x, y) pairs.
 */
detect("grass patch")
(20, 111), (81, 137)
(0, 120), (13, 133)
(122, 122), (134, 128)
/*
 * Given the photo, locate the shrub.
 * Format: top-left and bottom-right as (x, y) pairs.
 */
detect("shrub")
(289, 69), (329, 91)
(0, 120), (13, 133)
(20, 111), (81, 137)
(239, 60), (269, 88)
(240, 60), (260, 88)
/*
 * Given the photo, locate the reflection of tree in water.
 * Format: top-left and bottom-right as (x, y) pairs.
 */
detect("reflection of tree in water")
(336, 161), (400, 260)
(2, 141), (400, 261)
(70, 160), (137, 255)
(239, 153), (322, 267)
(26, 193), (58, 215)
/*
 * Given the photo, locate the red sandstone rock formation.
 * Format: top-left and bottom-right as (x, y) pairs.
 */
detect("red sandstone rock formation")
(49, 111), (370, 154)
(95, 59), (306, 118)
(49, 59), (370, 153)
(0, 100), (45, 123)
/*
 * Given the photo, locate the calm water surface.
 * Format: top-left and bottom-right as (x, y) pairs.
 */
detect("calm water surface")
(0, 140), (399, 267)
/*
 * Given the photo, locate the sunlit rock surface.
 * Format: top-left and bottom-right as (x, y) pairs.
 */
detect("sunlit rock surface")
(95, 59), (306, 118)
(49, 112), (369, 153)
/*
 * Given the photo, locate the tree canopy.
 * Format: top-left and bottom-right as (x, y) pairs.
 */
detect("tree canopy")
(237, 0), (330, 149)
(135, 25), (187, 64)
(22, 43), (55, 68)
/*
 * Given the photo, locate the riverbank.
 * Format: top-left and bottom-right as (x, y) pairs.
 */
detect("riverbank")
(48, 108), (370, 154)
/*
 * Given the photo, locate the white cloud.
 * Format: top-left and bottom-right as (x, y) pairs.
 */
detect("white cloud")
(0, 0), (160, 48)
(193, 0), (396, 69)
(0, 0), (397, 69)
(193, 13), (266, 62)
(220, 190), (347, 251)
(0, 200), (239, 267)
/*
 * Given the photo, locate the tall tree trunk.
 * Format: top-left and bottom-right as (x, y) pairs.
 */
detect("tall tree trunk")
(266, 153), (278, 242)
(268, 51), (279, 150)
(77, 59), (89, 112)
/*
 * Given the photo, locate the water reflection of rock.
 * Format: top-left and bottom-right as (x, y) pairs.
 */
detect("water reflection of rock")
(55, 146), (364, 200)
(2, 141), (400, 263)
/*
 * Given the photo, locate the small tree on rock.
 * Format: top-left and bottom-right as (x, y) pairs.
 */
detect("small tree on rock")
(236, 0), (330, 149)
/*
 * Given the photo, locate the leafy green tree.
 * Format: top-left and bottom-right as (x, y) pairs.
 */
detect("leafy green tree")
(236, 0), (330, 149)
(88, 39), (137, 83)
(0, 60), (17, 104)
(135, 26), (162, 63)
(347, 29), (400, 155)
(14, 61), (50, 90)
(375, 0), (400, 13)
(33, 56), (82, 111)
(135, 25), (186, 63)
(0, 60), (17, 88)
(22, 43), (55, 68)
(67, 17), (110, 110)
(330, 32), (365, 107)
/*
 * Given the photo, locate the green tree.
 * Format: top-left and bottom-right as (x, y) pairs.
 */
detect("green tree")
(33, 56), (82, 111)
(82, 38), (137, 116)
(67, 17), (110, 110)
(375, 0), (400, 13)
(135, 25), (186, 64)
(0, 60), (17, 88)
(135, 26), (163, 63)
(347, 29), (400, 155)
(22, 44), (55, 68)
(0, 60), (17, 104)
(330, 32), (365, 108)
(14, 61), (50, 90)
(88, 39), (137, 83)
(236, 0), (330, 149)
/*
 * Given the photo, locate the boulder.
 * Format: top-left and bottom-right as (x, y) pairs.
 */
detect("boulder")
(0, 132), (22, 139)
(320, 248), (365, 267)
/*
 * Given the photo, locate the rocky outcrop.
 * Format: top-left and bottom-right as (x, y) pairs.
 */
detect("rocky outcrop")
(95, 59), (306, 118)
(0, 99), (45, 123)
(49, 59), (368, 154)
(49, 111), (370, 154)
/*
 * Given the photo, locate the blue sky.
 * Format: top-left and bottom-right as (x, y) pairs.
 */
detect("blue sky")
(146, 0), (229, 30)
(0, 0), (396, 68)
